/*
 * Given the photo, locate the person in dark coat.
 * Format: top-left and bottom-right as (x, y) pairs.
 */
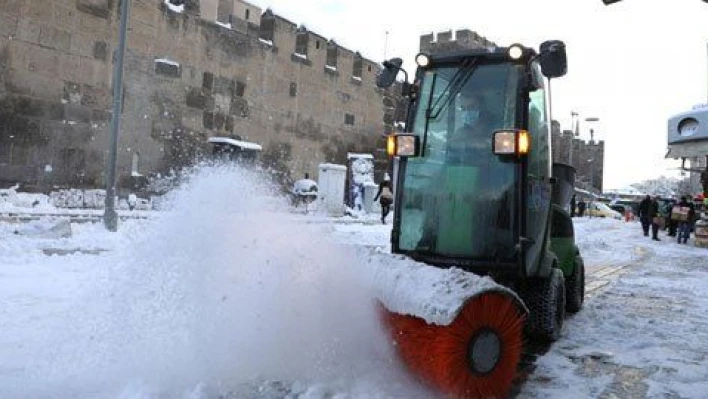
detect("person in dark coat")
(570, 194), (577, 217)
(637, 195), (652, 236)
(649, 195), (661, 241)
(577, 200), (587, 217)
(665, 198), (678, 237)
(374, 174), (394, 224)
(676, 196), (696, 244)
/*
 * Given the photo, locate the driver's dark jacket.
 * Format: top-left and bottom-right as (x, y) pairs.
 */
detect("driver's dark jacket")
(446, 120), (495, 163)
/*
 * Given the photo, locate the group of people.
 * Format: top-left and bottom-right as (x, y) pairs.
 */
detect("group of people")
(637, 194), (697, 244)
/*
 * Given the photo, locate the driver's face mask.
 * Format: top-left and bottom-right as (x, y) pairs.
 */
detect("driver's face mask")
(461, 109), (480, 126)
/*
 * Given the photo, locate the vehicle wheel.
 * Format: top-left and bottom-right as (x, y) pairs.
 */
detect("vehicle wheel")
(519, 268), (565, 342)
(565, 255), (585, 313)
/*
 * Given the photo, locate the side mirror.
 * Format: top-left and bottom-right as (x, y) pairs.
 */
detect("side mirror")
(538, 40), (567, 79)
(376, 58), (404, 88)
(387, 134), (420, 157)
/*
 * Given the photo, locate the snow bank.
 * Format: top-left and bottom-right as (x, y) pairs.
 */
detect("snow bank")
(366, 252), (522, 325)
(0, 164), (430, 398)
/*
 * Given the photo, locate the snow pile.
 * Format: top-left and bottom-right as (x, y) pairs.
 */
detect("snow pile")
(0, 164), (430, 398)
(366, 252), (522, 325)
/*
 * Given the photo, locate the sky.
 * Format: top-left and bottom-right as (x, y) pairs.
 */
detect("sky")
(1, 165), (708, 397)
(248, 0), (708, 190)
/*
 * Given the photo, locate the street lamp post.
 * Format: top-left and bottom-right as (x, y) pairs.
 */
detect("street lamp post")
(570, 111), (578, 166)
(103, 0), (132, 232)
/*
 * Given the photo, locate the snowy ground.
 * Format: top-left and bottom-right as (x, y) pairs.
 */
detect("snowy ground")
(1, 166), (707, 398)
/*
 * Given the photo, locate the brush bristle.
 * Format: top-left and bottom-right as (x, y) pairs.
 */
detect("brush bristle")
(382, 293), (525, 398)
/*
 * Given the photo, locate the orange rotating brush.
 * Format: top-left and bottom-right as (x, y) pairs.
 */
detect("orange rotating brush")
(383, 292), (525, 398)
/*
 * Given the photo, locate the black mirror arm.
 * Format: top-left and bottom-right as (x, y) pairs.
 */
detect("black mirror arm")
(383, 60), (409, 83)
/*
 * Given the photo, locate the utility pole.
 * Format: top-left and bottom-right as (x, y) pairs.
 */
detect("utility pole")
(384, 31), (389, 60)
(569, 111), (578, 166)
(103, 0), (132, 232)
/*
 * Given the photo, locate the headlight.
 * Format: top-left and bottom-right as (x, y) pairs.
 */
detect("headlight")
(508, 44), (524, 60)
(387, 134), (420, 157)
(415, 53), (431, 68)
(493, 129), (530, 156)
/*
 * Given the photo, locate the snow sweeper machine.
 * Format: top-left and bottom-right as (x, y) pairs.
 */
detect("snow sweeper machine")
(374, 41), (585, 397)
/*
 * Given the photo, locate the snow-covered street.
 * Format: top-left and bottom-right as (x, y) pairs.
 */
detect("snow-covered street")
(1, 167), (707, 398)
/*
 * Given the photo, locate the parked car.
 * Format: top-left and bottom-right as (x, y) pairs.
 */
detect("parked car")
(609, 199), (640, 216)
(585, 201), (623, 219)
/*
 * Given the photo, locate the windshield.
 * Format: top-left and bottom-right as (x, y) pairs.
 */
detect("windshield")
(398, 63), (521, 259)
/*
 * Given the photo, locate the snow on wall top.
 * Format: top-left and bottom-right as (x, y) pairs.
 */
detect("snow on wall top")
(319, 163), (347, 171)
(347, 153), (374, 159)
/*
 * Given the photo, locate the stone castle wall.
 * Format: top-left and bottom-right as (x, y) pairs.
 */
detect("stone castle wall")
(0, 0), (393, 191)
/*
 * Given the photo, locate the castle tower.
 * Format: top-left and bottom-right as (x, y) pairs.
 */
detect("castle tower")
(419, 29), (498, 54)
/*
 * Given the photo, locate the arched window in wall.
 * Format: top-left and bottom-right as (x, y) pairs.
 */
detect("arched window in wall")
(295, 26), (309, 57)
(352, 52), (363, 79)
(326, 40), (338, 69)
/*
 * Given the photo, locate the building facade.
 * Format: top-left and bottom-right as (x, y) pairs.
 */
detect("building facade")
(0, 0), (396, 191)
(551, 123), (605, 194)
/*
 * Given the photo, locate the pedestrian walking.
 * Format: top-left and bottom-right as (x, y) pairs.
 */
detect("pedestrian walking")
(374, 174), (394, 224)
(675, 196), (696, 244)
(638, 195), (652, 237)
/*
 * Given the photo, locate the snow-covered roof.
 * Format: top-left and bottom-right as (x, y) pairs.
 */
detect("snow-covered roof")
(215, 21), (232, 29)
(347, 153), (374, 160)
(163, 0), (184, 13)
(154, 58), (180, 67)
(208, 137), (262, 151)
(319, 163), (347, 171)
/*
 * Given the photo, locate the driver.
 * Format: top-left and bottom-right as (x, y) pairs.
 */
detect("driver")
(447, 88), (496, 163)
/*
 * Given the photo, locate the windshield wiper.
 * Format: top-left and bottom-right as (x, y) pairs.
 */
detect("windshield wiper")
(421, 58), (478, 157)
(428, 58), (478, 120)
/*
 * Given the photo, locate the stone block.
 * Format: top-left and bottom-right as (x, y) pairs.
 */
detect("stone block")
(15, 96), (45, 117)
(63, 104), (92, 124)
(81, 84), (110, 108)
(58, 54), (83, 83)
(16, 19), (41, 43)
(28, 46), (60, 77)
(53, 5), (79, 30)
(24, 0), (54, 22)
(39, 27), (72, 51)
(91, 108), (111, 122)
(76, 0), (112, 20)
(9, 115), (42, 143)
(0, 14), (18, 37)
(0, 0), (24, 17)
(45, 102), (65, 120)
(78, 11), (112, 38)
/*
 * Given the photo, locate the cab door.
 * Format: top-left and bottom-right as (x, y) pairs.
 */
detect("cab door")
(524, 63), (553, 276)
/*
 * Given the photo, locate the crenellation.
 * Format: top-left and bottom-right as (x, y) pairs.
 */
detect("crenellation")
(436, 30), (452, 43)
(420, 29), (498, 55)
